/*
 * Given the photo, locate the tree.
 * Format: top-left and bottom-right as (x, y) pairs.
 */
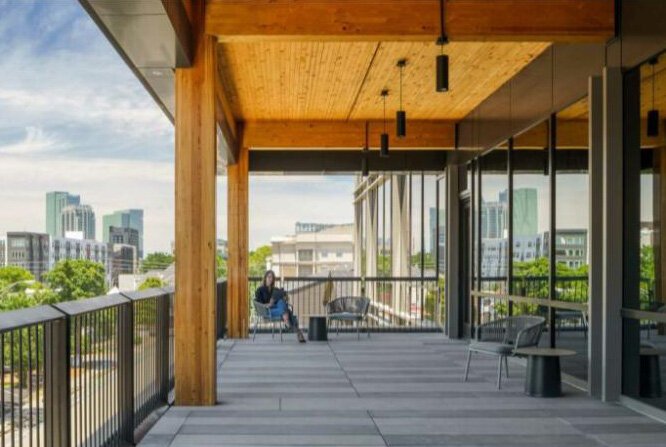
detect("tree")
(249, 245), (272, 277)
(217, 254), (227, 279)
(0, 266), (34, 289)
(43, 259), (107, 302)
(141, 252), (174, 272)
(138, 277), (165, 290)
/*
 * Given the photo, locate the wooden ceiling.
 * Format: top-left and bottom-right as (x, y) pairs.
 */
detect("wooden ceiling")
(217, 41), (549, 121)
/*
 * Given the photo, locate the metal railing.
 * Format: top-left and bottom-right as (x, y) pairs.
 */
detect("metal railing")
(0, 286), (177, 447)
(247, 276), (444, 332)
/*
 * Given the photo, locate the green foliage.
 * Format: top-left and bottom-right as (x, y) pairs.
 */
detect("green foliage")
(141, 252), (174, 272)
(424, 277), (446, 323)
(249, 245), (272, 277)
(0, 266), (34, 288)
(43, 259), (107, 302)
(138, 277), (165, 290)
(217, 254), (227, 279)
(411, 252), (435, 269)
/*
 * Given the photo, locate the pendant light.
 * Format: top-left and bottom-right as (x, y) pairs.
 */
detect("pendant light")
(362, 121), (369, 177)
(396, 59), (407, 138)
(380, 90), (390, 157)
(436, 0), (449, 92)
(648, 58), (660, 137)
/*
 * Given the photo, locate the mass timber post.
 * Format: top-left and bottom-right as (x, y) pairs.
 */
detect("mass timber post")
(227, 143), (249, 338)
(174, 0), (217, 405)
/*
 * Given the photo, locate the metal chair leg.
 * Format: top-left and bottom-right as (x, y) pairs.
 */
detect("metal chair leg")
(367, 320), (371, 338)
(463, 350), (472, 382)
(504, 356), (509, 378)
(336, 320), (339, 337)
(357, 321), (360, 341)
(497, 355), (503, 390)
(280, 324), (283, 343)
(252, 320), (258, 341)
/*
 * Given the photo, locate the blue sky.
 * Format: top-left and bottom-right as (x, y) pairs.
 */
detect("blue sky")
(0, 0), (355, 252)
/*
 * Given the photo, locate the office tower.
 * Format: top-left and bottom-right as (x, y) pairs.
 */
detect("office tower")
(45, 191), (80, 237)
(61, 204), (96, 240)
(6, 232), (50, 280)
(103, 209), (144, 259)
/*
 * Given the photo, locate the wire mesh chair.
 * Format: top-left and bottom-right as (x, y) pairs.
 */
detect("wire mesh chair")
(327, 297), (371, 340)
(463, 315), (546, 389)
(252, 300), (287, 342)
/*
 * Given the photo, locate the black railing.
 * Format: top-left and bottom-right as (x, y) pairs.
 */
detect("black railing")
(247, 276), (444, 332)
(0, 286), (179, 447)
(479, 275), (656, 307)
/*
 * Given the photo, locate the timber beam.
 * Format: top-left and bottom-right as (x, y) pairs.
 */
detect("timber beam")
(206, 0), (615, 43)
(242, 120), (456, 149)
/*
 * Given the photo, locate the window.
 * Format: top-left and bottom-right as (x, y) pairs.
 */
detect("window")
(297, 249), (313, 262)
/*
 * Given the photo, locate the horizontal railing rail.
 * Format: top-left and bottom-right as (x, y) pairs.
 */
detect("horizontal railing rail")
(0, 283), (187, 447)
(247, 276), (444, 333)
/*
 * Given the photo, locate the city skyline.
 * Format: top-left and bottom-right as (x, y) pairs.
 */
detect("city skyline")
(0, 3), (356, 254)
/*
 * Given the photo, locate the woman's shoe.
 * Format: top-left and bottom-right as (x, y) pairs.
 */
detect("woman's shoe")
(297, 331), (306, 343)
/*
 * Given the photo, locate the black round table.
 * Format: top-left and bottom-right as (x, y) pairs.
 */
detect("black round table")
(308, 315), (328, 341)
(514, 347), (576, 398)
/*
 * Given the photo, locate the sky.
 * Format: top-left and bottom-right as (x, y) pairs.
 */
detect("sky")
(0, 1), (355, 252)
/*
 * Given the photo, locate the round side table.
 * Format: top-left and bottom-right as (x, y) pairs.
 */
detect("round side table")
(514, 347), (576, 398)
(308, 315), (328, 341)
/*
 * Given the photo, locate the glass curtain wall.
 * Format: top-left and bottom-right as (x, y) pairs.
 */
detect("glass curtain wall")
(355, 172), (445, 329)
(468, 100), (592, 384)
(623, 53), (666, 411)
(555, 98), (590, 381)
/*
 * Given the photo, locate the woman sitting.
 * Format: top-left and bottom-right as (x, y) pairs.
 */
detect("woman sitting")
(254, 270), (306, 343)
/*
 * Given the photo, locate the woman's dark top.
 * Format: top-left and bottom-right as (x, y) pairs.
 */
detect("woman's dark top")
(254, 285), (286, 306)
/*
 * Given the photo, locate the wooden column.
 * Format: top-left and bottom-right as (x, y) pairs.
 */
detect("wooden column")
(174, 0), (217, 406)
(227, 144), (249, 338)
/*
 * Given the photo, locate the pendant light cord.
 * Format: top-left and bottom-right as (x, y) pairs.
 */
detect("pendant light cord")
(438, 0), (448, 50)
(383, 94), (387, 133)
(400, 64), (403, 111)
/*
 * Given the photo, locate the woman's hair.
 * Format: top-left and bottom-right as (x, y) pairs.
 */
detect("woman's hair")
(262, 270), (276, 288)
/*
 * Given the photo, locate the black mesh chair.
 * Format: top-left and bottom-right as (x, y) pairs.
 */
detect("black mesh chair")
(463, 315), (545, 389)
(326, 297), (371, 340)
(252, 300), (287, 342)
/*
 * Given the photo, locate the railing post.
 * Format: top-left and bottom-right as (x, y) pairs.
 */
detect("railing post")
(156, 293), (170, 403)
(118, 300), (135, 444)
(44, 316), (70, 447)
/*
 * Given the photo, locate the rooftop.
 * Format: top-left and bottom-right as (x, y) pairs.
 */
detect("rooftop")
(140, 334), (666, 447)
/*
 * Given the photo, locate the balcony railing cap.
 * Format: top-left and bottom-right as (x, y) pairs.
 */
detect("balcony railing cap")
(53, 293), (130, 316)
(121, 288), (170, 302)
(0, 304), (65, 333)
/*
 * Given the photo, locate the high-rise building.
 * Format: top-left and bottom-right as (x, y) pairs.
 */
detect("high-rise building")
(103, 209), (144, 258)
(50, 235), (109, 273)
(6, 232), (50, 280)
(109, 226), (140, 255)
(497, 188), (538, 237)
(110, 244), (137, 286)
(429, 207), (446, 272)
(61, 204), (96, 240)
(45, 191), (80, 237)
(481, 201), (507, 239)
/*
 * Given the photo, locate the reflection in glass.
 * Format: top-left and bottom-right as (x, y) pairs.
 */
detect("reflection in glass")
(512, 121), (550, 302)
(555, 97), (590, 381)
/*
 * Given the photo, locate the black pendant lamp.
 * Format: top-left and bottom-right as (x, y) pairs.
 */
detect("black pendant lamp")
(362, 121), (369, 177)
(648, 58), (660, 137)
(436, 0), (449, 92)
(396, 59), (407, 138)
(380, 90), (390, 157)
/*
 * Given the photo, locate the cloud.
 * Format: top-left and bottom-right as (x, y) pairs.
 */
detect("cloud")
(0, 2), (358, 254)
(0, 126), (59, 154)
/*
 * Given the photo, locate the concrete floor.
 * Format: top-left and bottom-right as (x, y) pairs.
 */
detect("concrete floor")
(139, 333), (666, 446)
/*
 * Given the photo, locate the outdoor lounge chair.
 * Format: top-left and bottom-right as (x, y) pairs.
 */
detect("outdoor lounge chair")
(463, 315), (546, 389)
(326, 296), (371, 340)
(252, 300), (288, 342)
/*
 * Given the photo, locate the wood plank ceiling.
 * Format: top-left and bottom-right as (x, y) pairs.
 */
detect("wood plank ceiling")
(216, 41), (550, 122)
